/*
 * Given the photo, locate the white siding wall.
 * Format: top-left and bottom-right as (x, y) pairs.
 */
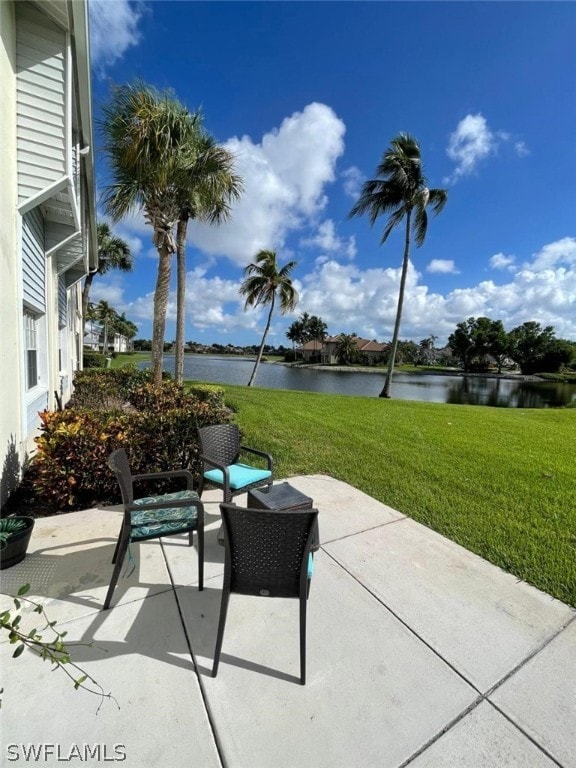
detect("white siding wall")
(15, 3), (66, 205)
(22, 207), (46, 311)
(57, 274), (66, 328)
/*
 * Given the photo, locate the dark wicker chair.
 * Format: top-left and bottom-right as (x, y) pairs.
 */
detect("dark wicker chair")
(197, 424), (273, 503)
(104, 448), (204, 610)
(212, 503), (319, 685)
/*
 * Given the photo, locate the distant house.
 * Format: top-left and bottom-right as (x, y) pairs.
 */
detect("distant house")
(320, 335), (388, 365)
(83, 325), (130, 354)
(296, 335), (388, 365)
(0, 0), (97, 504)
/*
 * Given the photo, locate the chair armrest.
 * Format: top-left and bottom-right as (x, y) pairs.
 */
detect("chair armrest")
(200, 455), (231, 486)
(132, 469), (194, 490)
(240, 445), (274, 472)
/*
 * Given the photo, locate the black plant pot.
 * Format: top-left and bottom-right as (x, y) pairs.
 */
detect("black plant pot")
(0, 517), (35, 570)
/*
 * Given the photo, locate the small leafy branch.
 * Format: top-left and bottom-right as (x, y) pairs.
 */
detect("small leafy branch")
(1, 584), (118, 713)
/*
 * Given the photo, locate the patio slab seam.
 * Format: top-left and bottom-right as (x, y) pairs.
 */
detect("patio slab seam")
(319, 514), (407, 547)
(482, 612), (576, 700)
(321, 545), (575, 768)
(161, 539), (226, 768)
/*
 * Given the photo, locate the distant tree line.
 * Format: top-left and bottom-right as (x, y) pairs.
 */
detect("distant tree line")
(448, 318), (576, 374)
(132, 339), (289, 357)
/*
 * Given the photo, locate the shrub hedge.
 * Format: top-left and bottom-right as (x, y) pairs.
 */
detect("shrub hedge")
(30, 371), (231, 512)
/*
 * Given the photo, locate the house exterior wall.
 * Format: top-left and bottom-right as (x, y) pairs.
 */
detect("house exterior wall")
(0, 0), (96, 507)
(0, 0), (23, 506)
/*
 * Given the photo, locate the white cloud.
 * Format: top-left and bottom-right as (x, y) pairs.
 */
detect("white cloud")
(489, 253), (516, 271)
(89, 279), (126, 307)
(445, 113), (528, 184)
(523, 237), (576, 271)
(341, 166), (364, 199)
(445, 114), (497, 182)
(188, 103), (346, 265)
(426, 259), (459, 274)
(116, 236), (576, 344)
(89, 0), (144, 74)
(292, 236), (576, 344)
(300, 219), (356, 259)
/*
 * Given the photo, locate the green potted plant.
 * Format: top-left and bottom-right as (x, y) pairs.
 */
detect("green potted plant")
(0, 516), (35, 570)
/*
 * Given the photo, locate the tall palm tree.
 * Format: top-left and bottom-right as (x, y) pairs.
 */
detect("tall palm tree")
(286, 320), (302, 355)
(114, 312), (138, 351)
(174, 131), (242, 384)
(349, 133), (447, 397)
(334, 334), (358, 365)
(101, 81), (211, 385)
(308, 315), (328, 360)
(85, 302), (98, 348)
(240, 250), (298, 387)
(82, 223), (133, 336)
(96, 300), (116, 355)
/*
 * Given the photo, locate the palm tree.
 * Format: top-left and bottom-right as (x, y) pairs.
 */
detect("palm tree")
(286, 321), (305, 359)
(82, 223), (132, 336)
(174, 131), (242, 384)
(334, 334), (357, 365)
(96, 300), (116, 355)
(308, 315), (328, 361)
(101, 81), (212, 385)
(349, 133), (447, 397)
(240, 250), (298, 387)
(85, 302), (98, 348)
(114, 312), (138, 351)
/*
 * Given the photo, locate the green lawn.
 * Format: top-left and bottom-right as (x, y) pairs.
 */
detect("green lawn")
(214, 384), (576, 607)
(109, 353), (150, 368)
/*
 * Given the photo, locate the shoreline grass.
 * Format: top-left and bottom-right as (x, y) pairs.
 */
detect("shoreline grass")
(213, 384), (576, 607)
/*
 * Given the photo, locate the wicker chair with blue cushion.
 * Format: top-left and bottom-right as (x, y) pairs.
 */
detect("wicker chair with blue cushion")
(104, 448), (204, 610)
(212, 503), (319, 685)
(197, 424), (273, 503)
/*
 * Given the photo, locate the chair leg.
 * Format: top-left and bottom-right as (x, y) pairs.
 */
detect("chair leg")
(197, 475), (204, 498)
(299, 595), (307, 685)
(111, 522), (125, 564)
(212, 588), (230, 677)
(103, 531), (131, 610)
(197, 524), (204, 591)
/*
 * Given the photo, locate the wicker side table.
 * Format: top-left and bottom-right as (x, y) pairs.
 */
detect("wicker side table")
(247, 482), (319, 551)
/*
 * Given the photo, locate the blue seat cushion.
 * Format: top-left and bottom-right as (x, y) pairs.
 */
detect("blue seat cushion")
(307, 553), (314, 579)
(130, 490), (199, 539)
(203, 463), (272, 490)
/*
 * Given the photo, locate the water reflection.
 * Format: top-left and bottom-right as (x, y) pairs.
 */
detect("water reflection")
(145, 356), (576, 409)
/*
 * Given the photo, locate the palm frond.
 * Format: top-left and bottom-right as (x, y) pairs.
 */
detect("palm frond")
(412, 206), (428, 247)
(381, 207), (406, 243)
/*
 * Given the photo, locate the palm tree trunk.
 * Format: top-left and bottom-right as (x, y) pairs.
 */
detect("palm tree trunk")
(381, 209), (412, 398)
(175, 216), (188, 385)
(247, 295), (275, 387)
(151, 244), (173, 386)
(81, 272), (95, 338)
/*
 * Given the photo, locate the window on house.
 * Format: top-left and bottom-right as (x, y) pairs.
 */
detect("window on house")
(25, 311), (38, 390)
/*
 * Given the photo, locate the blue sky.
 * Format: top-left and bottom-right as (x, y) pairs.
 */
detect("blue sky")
(88, 0), (576, 347)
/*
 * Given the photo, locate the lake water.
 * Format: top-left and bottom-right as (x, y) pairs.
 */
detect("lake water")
(147, 355), (576, 408)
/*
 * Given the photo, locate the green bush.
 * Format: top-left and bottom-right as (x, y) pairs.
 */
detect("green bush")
(32, 409), (127, 509)
(187, 384), (227, 410)
(30, 375), (231, 511)
(82, 351), (106, 369)
(71, 367), (152, 410)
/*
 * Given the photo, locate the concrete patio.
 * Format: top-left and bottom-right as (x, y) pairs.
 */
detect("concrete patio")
(1, 475), (574, 767)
